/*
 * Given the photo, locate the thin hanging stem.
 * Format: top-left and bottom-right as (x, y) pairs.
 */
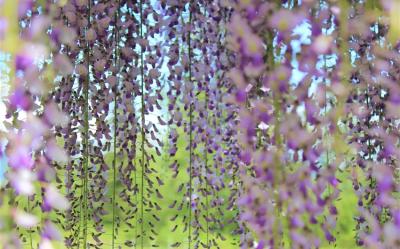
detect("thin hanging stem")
(202, 5), (210, 243)
(111, 2), (120, 248)
(188, 2), (193, 248)
(204, 89), (210, 248)
(323, 19), (331, 192)
(27, 196), (33, 249)
(134, 156), (138, 247)
(125, 5), (139, 248)
(139, 0), (145, 248)
(266, 27), (283, 249)
(63, 17), (76, 247)
(82, 1), (91, 248)
(272, 95), (282, 249)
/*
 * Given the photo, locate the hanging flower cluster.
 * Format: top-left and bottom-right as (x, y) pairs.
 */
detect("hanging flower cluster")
(51, 1), (240, 248)
(227, 0), (399, 248)
(0, 0), (399, 249)
(345, 0), (400, 248)
(228, 1), (339, 248)
(1, 1), (71, 248)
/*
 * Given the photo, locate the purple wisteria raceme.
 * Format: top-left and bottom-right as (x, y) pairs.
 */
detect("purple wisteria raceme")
(1, 2), (71, 249)
(226, 1), (348, 248)
(344, 1), (400, 248)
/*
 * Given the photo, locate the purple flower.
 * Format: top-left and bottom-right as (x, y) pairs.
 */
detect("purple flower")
(373, 165), (394, 192)
(394, 210), (400, 228)
(240, 33), (264, 61)
(9, 87), (31, 110)
(18, 0), (33, 17)
(255, 239), (265, 249)
(7, 134), (34, 170)
(15, 54), (34, 72)
(269, 10), (305, 32)
(43, 185), (70, 211)
(42, 221), (62, 241)
(235, 89), (247, 103)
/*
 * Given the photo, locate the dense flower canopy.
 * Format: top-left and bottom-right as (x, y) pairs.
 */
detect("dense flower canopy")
(0, 0), (399, 249)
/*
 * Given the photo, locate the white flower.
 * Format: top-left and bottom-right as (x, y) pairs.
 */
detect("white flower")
(46, 139), (68, 163)
(44, 185), (70, 211)
(39, 239), (54, 249)
(9, 169), (35, 196)
(13, 209), (39, 228)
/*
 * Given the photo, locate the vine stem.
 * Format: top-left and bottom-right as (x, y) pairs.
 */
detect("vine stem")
(111, 2), (120, 248)
(139, 0), (145, 248)
(204, 89), (210, 248)
(134, 156), (138, 248)
(188, 2), (193, 248)
(124, 5), (139, 248)
(322, 16), (332, 196)
(272, 95), (282, 249)
(27, 196), (33, 249)
(82, 1), (91, 248)
(265, 24), (283, 248)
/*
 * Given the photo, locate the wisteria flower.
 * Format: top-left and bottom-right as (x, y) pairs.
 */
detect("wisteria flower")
(8, 169), (36, 196)
(12, 209), (39, 228)
(42, 186), (69, 212)
(269, 9), (305, 32)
